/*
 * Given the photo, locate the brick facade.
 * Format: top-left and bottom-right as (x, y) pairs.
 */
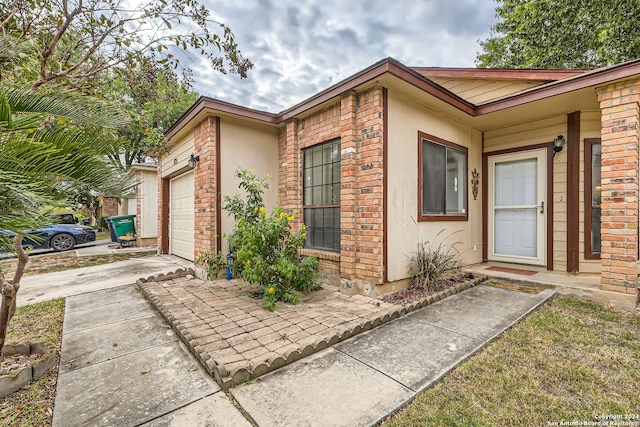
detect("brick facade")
(157, 163), (165, 252)
(193, 116), (221, 259)
(99, 196), (118, 221)
(597, 79), (640, 294)
(279, 86), (386, 286)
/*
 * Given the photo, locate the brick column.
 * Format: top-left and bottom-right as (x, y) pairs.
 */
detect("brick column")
(597, 79), (640, 294)
(278, 120), (300, 211)
(340, 92), (357, 280)
(353, 87), (385, 284)
(193, 115), (220, 260)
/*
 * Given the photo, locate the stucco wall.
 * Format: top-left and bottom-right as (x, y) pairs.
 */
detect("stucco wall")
(386, 90), (483, 282)
(219, 117), (279, 252)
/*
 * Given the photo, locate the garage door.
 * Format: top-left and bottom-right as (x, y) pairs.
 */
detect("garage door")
(170, 172), (195, 261)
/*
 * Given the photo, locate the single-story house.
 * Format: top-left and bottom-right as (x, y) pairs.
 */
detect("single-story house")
(159, 57), (640, 297)
(121, 163), (159, 246)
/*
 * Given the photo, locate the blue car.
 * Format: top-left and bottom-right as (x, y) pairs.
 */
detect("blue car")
(2, 224), (97, 252)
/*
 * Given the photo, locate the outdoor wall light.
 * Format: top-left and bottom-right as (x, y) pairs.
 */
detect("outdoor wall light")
(187, 153), (200, 168)
(553, 135), (566, 157)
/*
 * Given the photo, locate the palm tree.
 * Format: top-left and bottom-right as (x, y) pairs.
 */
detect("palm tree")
(0, 87), (128, 356)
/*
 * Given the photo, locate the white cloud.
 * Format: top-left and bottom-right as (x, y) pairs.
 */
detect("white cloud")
(190, 0), (497, 112)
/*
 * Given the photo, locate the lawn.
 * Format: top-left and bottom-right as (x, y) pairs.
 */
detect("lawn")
(0, 299), (65, 427)
(381, 296), (640, 426)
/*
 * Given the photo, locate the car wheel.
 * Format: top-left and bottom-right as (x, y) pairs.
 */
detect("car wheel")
(50, 233), (76, 251)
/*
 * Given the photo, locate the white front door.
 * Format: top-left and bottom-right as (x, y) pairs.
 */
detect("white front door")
(488, 149), (546, 265)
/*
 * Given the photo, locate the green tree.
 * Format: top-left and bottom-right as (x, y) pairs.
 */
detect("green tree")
(477, 0), (640, 68)
(0, 0), (252, 91)
(101, 61), (199, 169)
(0, 86), (127, 356)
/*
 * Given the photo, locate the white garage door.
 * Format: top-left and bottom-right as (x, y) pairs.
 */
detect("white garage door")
(170, 172), (195, 261)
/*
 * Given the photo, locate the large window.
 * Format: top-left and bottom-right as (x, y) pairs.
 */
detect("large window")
(303, 139), (341, 252)
(585, 139), (601, 258)
(418, 132), (468, 221)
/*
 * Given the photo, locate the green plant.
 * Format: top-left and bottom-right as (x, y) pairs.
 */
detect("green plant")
(197, 250), (227, 280)
(224, 169), (320, 311)
(407, 239), (463, 293)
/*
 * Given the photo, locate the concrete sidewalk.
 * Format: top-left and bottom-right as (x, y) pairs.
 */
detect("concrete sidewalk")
(52, 284), (251, 427)
(53, 282), (554, 426)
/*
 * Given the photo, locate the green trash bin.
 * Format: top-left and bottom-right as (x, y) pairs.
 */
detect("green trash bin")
(108, 215), (136, 246)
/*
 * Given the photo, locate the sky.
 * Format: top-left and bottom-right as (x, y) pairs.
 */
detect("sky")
(186, 0), (498, 113)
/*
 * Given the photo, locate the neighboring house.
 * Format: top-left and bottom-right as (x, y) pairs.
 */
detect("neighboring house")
(96, 195), (119, 225)
(159, 57), (640, 297)
(120, 163), (159, 246)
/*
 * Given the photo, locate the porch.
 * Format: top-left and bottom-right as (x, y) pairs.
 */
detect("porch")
(466, 262), (638, 311)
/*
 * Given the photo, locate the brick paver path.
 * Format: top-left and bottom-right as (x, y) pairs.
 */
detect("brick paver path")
(138, 275), (405, 388)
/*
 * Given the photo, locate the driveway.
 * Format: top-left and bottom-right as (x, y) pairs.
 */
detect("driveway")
(17, 253), (190, 307)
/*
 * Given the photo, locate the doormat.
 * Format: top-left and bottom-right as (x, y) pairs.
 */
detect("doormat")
(485, 266), (538, 276)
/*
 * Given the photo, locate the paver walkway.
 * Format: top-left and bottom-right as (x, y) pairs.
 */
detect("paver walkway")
(139, 273), (464, 388)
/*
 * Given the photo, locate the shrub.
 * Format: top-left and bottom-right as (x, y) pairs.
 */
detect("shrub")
(224, 169), (319, 311)
(407, 240), (463, 293)
(196, 250), (227, 280)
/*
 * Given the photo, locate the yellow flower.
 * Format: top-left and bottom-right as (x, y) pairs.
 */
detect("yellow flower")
(250, 168), (256, 173)
(279, 212), (285, 220)
(254, 207), (258, 212)
(259, 206), (265, 212)
(246, 260), (251, 265)
(287, 215), (295, 222)
(267, 287), (275, 294)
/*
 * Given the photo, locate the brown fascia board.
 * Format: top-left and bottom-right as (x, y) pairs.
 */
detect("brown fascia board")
(476, 58), (640, 114)
(278, 58), (476, 119)
(164, 58), (476, 139)
(412, 67), (589, 81)
(165, 57), (640, 139)
(164, 96), (279, 140)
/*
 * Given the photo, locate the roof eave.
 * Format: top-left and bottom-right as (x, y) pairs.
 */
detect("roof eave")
(477, 59), (640, 115)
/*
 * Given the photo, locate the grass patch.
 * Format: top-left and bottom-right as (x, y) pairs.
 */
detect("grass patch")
(0, 250), (155, 277)
(381, 296), (640, 426)
(1, 299), (65, 427)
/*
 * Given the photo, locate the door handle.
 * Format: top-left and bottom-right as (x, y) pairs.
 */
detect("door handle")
(539, 201), (544, 214)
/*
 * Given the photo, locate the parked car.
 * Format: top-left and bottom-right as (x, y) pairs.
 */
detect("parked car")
(49, 213), (79, 224)
(1, 224), (96, 252)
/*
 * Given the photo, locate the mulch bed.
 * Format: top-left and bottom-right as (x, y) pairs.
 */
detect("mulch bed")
(379, 272), (477, 306)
